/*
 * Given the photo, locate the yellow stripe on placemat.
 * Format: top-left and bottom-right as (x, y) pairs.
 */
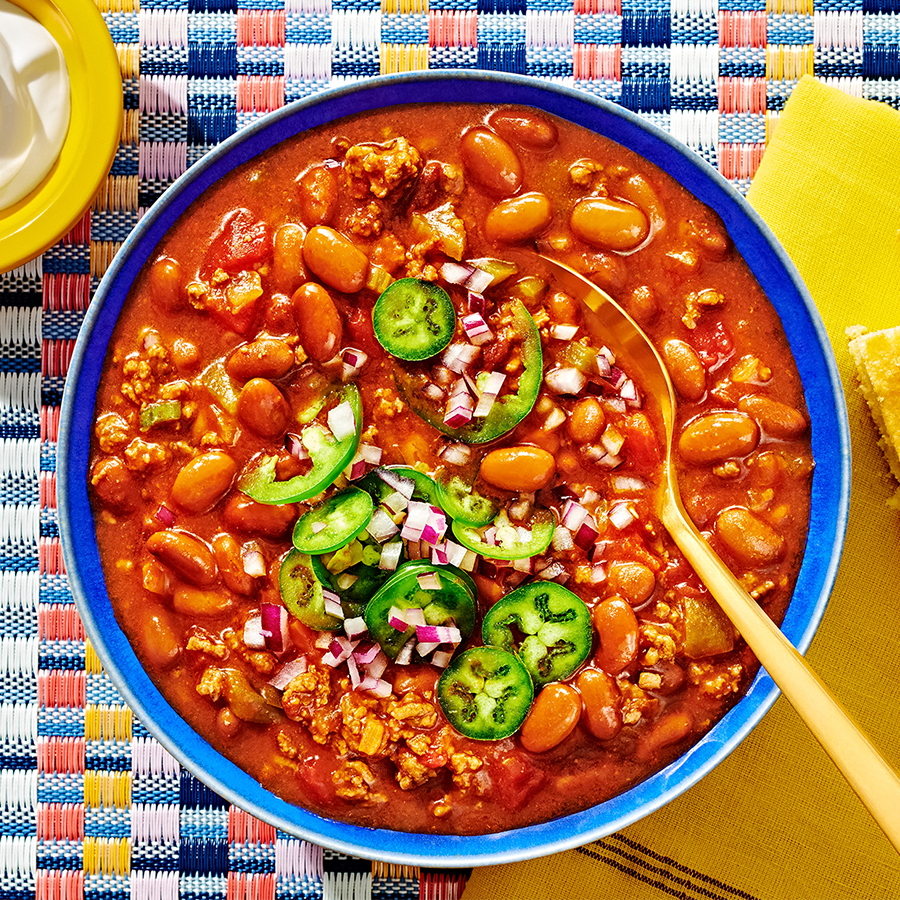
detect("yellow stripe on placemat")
(766, 0), (812, 13)
(94, 0), (138, 12)
(381, 0), (428, 13)
(766, 44), (815, 80)
(91, 241), (124, 279)
(93, 176), (139, 212)
(117, 43), (139, 80)
(371, 862), (419, 879)
(380, 43), (429, 74)
(84, 771), (132, 808)
(85, 705), (133, 742)
(84, 837), (131, 876)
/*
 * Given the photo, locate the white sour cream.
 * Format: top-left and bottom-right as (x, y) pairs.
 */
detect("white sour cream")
(0, 0), (71, 209)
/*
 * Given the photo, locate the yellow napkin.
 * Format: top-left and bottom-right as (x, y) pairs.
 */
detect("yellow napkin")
(465, 76), (900, 899)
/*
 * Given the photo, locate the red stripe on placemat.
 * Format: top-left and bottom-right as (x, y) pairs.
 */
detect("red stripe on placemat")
(419, 871), (470, 900)
(718, 11), (766, 48)
(37, 738), (86, 775)
(429, 11), (477, 48)
(574, 0), (621, 15)
(574, 44), (621, 80)
(718, 142), (766, 181)
(226, 874), (276, 900)
(229, 807), (277, 844)
(36, 869), (85, 900)
(237, 76), (286, 112)
(38, 604), (84, 641)
(718, 77), (767, 114)
(42, 340), (77, 379)
(38, 670), (86, 708)
(43, 274), (92, 312)
(39, 538), (67, 575)
(237, 10), (286, 47)
(37, 802), (86, 841)
(41, 406), (61, 443)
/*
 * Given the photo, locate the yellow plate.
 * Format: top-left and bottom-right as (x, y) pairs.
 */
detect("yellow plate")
(0, 0), (122, 273)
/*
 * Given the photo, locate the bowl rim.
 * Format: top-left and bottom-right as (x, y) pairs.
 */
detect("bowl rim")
(57, 71), (851, 867)
(0, 0), (122, 273)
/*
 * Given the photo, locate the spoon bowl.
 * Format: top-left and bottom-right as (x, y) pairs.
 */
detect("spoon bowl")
(542, 255), (900, 854)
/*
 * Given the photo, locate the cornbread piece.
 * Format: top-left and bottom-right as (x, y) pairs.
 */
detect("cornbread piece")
(847, 325), (900, 490)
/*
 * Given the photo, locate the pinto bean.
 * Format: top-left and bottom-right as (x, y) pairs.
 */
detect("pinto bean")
(224, 493), (297, 538)
(302, 226), (368, 294)
(519, 683), (582, 753)
(271, 223), (308, 296)
(90, 457), (139, 513)
(678, 411), (759, 466)
(737, 394), (808, 439)
(237, 378), (290, 438)
(460, 127), (523, 197)
(297, 165), (338, 226)
(567, 397), (605, 444)
(607, 561), (656, 605)
(292, 282), (343, 362)
(716, 506), (785, 567)
(146, 529), (217, 586)
(576, 669), (622, 741)
(488, 109), (559, 151)
(172, 339), (200, 371)
(148, 256), (184, 310)
(172, 585), (234, 617)
(484, 192), (552, 245)
(637, 709), (694, 762)
(570, 197), (649, 251)
(212, 533), (256, 596)
(593, 597), (639, 675)
(663, 338), (706, 402)
(137, 607), (181, 669)
(626, 285), (659, 325)
(480, 445), (556, 492)
(171, 452), (237, 513)
(546, 290), (580, 324)
(226, 338), (295, 382)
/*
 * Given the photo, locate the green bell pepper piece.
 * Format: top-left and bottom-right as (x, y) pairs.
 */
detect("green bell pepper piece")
(482, 582), (592, 688)
(139, 399), (182, 431)
(237, 383), (362, 505)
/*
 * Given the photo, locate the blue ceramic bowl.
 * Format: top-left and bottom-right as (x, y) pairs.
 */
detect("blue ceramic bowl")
(58, 72), (850, 866)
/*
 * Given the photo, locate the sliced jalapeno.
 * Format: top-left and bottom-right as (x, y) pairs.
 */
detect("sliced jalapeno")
(238, 383), (362, 504)
(394, 558), (478, 602)
(373, 278), (456, 361)
(482, 582), (592, 688)
(278, 549), (341, 631)
(435, 473), (499, 527)
(310, 541), (403, 619)
(364, 564), (476, 661)
(357, 465), (441, 508)
(396, 299), (542, 444)
(437, 646), (534, 741)
(292, 488), (374, 555)
(452, 507), (555, 560)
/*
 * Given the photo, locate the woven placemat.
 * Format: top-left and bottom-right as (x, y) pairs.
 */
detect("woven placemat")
(2, 0), (897, 898)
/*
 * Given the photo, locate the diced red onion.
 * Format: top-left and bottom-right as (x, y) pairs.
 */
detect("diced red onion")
(155, 505), (175, 526)
(329, 635), (357, 661)
(395, 638), (415, 666)
(573, 517), (600, 551)
(377, 467), (415, 499)
(368, 507), (400, 542)
(344, 617), (368, 642)
(561, 499), (589, 531)
(606, 367), (627, 391)
(599, 345), (616, 367)
(609, 502), (637, 530)
(431, 544), (449, 565)
(344, 443), (382, 480)
(357, 675), (392, 697)
(431, 649), (453, 669)
(423, 383), (444, 401)
(474, 372), (505, 418)
(379, 541), (403, 572)
(416, 624), (461, 644)
(462, 313), (493, 346)
(439, 442), (471, 466)
(405, 607), (426, 627)
(323, 590), (344, 620)
(416, 572), (441, 591)
(467, 291), (487, 315)
(347, 654), (361, 688)
(388, 606), (409, 632)
(442, 342), (480, 375)
(545, 367), (587, 395)
(315, 631), (333, 650)
(366, 650), (388, 680)
(513, 556), (535, 574)
(537, 561), (568, 581)
(606, 396), (627, 414)
(482, 526), (498, 546)
(459, 549), (477, 572)
(612, 475), (647, 492)
(432, 540), (467, 568)
(360, 444), (382, 465)
(550, 324), (579, 341)
(261, 603), (289, 654)
(241, 545), (266, 577)
(327, 400), (356, 441)
(551, 526), (574, 552)
(601, 427), (626, 456)
(590, 564), (607, 584)
(544, 407), (566, 431)
(434, 365), (454, 387)
(417, 640), (440, 657)
(381, 491), (409, 515)
(310, 521), (328, 535)
(352, 640), (380, 664)
(143, 331), (160, 349)
(401, 501), (447, 545)
(444, 389), (474, 428)
(268, 656), (307, 691)
(340, 347), (369, 380)
(440, 261), (493, 295)
(620, 378), (641, 408)
(243, 615), (266, 650)
(508, 498), (533, 522)
(344, 453), (368, 481)
(596, 452), (623, 469)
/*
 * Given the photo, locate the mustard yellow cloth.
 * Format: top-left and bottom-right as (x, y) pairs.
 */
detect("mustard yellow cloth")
(465, 76), (900, 900)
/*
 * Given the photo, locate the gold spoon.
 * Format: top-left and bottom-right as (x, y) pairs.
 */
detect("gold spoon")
(542, 255), (900, 854)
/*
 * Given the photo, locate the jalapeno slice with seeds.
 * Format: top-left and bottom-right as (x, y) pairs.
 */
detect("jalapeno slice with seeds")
(364, 564), (476, 661)
(451, 507), (555, 560)
(292, 487), (374, 555)
(357, 465), (441, 508)
(482, 582), (593, 688)
(435, 473), (499, 527)
(373, 278), (456, 361)
(279, 549), (342, 631)
(438, 646), (534, 741)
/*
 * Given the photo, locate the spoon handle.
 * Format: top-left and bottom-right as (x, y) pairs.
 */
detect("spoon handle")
(663, 503), (900, 853)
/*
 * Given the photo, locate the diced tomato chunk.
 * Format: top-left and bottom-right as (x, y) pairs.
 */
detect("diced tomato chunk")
(691, 319), (733, 369)
(208, 208), (272, 273)
(621, 412), (661, 469)
(345, 306), (381, 357)
(203, 289), (259, 335)
(288, 619), (318, 656)
(488, 753), (546, 811)
(296, 752), (337, 806)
